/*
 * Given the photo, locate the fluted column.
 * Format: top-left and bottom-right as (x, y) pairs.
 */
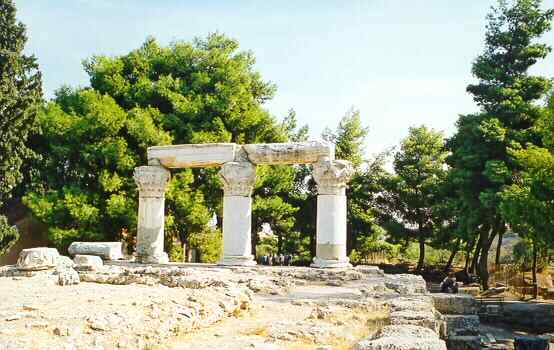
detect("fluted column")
(312, 159), (354, 268)
(218, 161), (257, 266)
(134, 166), (170, 264)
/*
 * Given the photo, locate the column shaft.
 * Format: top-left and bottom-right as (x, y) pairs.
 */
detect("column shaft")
(219, 161), (256, 266)
(134, 166), (170, 264)
(312, 159), (354, 268)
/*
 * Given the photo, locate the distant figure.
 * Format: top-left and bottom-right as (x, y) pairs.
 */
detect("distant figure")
(440, 273), (459, 294)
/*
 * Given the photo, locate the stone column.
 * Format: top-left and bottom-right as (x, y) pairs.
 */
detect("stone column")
(134, 166), (170, 264)
(312, 159), (354, 268)
(218, 161), (257, 266)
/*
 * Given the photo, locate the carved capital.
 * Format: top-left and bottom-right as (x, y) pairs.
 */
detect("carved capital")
(134, 166), (170, 198)
(219, 161), (256, 197)
(313, 160), (354, 195)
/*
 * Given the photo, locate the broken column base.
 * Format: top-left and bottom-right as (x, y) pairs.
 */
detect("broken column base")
(218, 255), (257, 267)
(311, 257), (352, 269)
(137, 252), (169, 264)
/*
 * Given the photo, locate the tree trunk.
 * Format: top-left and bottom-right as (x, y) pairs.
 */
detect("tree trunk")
(532, 240), (538, 299)
(469, 237), (481, 274)
(495, 231), (503, 267)
(444, 239), (460, 272)
(416, 235), (425, 271)
(477, 227), (497, 291)
(464, 239), (475, 273)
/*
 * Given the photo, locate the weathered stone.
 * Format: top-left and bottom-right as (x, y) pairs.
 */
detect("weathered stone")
(390, 310), (441, 334)
(57, 268), (80, 286)
(17, 247), (60, 271)
(385, 274), (428, 295)
(441, 315), (480, 338)
(514, 336), (549, 350)
(219, 161), (257, 266)
(68, 242), (123, 261)
(134, 166), (170, 264)
(355, 265), (385, 276)
(73, 255), (103, 270)
(355, 325), (446, 350)
(55, 255), (75, 270)
(446, 336), (481, 350)
(311, 160), (354, 268)
(148, 143), (237, 168)
(242, 140), (334, 165)
(431, 294), (477, 315)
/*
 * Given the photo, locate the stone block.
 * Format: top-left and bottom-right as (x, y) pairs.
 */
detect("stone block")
(431, 293), (477, 315)
(68, 242), (123, 260)
(441, 315), (480, 338)
(446, 336), (481, 350)
(354, 325), (446, 350)
(355, 265), (385, 276)
(147, 143), (236, 168)
(73, 255), (103, 270)
(17, 247), (60, 271)
(58, 268), (80, 286)
(242, 141), (333, 165)
(390, 310), (441, 334)
(385, 274), (428, 295)
(514, 336), (549, 350)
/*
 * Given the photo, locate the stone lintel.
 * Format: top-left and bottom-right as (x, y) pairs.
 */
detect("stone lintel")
(148, 143), (237, 168)
(242, 140), (334, 165)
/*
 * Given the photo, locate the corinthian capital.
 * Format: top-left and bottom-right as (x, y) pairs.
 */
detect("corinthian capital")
(313, 160), (354, 195)
(219, 161), (256, 196)
(134, 166), (170, 198)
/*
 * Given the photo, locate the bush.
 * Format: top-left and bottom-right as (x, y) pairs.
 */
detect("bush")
(188, 229), (222, 263)
(0, 215), (19, 256)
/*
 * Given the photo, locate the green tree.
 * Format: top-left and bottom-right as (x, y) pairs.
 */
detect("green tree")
(23, 88), (172, 249)
(382, 126), (448, 271)
(500, 94), (554, 297)
(0, 0), (42, 253)
(447, 0), (553, 289)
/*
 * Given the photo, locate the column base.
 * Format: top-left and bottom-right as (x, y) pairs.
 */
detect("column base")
(218, 255), (257, 266)
(137, 252), (169, 264)
(311, 257), (352, 269)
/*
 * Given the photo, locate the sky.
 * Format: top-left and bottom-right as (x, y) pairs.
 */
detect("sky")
(15, 0), (554, 157)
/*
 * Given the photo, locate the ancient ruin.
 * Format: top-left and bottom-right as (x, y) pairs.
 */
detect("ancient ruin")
(134, 140), (354, 268)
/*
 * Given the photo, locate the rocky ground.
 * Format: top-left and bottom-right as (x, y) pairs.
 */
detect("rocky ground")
(0, 258), (457, 350)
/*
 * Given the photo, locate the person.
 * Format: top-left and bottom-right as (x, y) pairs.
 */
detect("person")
(440, 273), (459, 293)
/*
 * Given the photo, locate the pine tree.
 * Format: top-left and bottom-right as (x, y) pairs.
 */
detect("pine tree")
(0, 0), (42, 252)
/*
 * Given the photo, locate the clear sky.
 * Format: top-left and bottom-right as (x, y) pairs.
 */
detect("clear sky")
(15, 0), (554, 157)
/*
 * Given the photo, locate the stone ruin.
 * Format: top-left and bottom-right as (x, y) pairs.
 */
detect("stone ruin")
(133, 140), (354, 268)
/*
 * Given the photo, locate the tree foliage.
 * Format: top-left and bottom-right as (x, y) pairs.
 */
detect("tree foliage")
(0, 0), (42, 253)
(380, 126), (448, 271)
(447, 0), (553, 289)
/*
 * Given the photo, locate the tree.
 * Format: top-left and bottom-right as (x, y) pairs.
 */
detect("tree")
(381, 126), (448, 271)
(0, 0), (42, 253)
(24, 88), (172, 249)
(447, 0), (553, 289)
(500, 94), (554, 298)
(27, 34), (297, 257)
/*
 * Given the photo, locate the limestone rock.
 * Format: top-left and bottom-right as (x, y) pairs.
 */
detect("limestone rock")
(242, 140), (334, 165)
(68, 242), (123, 260)
(446, 336), (481, 350)
(441, 315), (480, 338)
(355, 265), (385, 276)
(355, 325), (447, 350)
(390, 310), (441, 334)
(58, 268), (80, 286)
(385, 274), (428, 295)
(55, 255), (75, 270)
(17, 247), (60, 271)
(148, 143), (237, 168)
(73, 255), (103, 270)
(431, 294), (477, 315)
